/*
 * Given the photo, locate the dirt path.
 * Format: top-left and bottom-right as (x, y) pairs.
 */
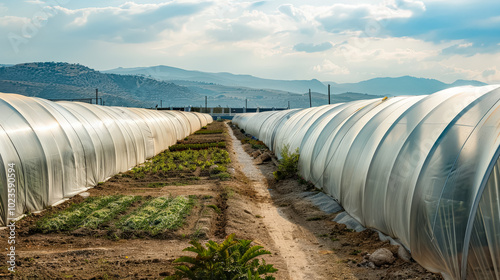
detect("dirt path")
(227, 122), (444, 280)
(227, 124), (322, 280)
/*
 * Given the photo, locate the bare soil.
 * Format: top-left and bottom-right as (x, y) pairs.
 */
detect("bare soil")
(0, 120), (442, 280)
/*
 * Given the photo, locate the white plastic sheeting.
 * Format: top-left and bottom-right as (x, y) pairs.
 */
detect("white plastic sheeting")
(233, 85), (500, 280)
(0, 92), (212, 226)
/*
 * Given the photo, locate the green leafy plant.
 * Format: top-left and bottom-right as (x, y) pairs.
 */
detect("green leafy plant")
(209, 165), (227, 174)
(273, 145), (300, 181)
(211, 172), (231, 181)
(146, 182), (165, 188)
(167, 233), (277, 280)
(206, 204), (221, 214)
(349, 250), (361, 255)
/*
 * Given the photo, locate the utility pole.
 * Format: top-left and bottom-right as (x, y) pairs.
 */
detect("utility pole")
(160, 100), (162, 108)
(96, 88), (99, 105)
(328, 84), (331, 105)
(205, 96), (207, 113)
(309, 89), (312, 108)
(245, 99), (248, 110)
(288, 101), (290, 109)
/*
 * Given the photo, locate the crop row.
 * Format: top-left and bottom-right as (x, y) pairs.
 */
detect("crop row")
(35, 195), (195, 235)
(119, 195), (195, 234)
(194, 129), (223, 135)
(130, 147), (231, 177)
(169, 142), (226, 151)
(36, 195), (140, 232)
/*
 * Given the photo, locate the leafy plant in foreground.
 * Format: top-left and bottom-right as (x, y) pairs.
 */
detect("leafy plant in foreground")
(167, 233), (277, 280)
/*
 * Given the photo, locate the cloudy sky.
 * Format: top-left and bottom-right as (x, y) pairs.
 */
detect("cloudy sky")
(1, 0), (499, 83)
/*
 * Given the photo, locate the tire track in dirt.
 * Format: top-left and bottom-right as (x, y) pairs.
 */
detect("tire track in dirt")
(226, 123), (320, 280)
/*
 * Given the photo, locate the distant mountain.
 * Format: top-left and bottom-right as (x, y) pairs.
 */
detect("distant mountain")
(0, 64), (13, 68)
(104, 65), (327, 94)
(5, 62), (484, 109)
(449, 79), (488, 87)
(324, 76), (488, 96)
(1, 62), (376, 108)
(0, 62), (198, 107)
(107, 66), (488, 97)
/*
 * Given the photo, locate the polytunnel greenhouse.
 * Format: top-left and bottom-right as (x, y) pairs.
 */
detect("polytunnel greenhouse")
(0, 92), (212, 227)
(233, 85), (500, 280)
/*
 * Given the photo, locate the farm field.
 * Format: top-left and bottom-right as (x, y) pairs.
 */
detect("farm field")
(0, 120), (441, 279)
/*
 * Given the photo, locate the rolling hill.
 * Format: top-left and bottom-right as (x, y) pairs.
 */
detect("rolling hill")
(0, 62), (197, 107)
(105, 65), (327, 94)
(2, 62), (483, 109)
(0, 62), (382, 109)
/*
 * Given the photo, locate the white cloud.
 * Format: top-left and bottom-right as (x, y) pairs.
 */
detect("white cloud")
(294, 42), (332, 53)
(207, 10), (279, 42)
(0, 3), (7, 14)
(278, 4), (306, 22)
(457, 43), (473, 48)
(315, 1), (426, 34)
(392, 0), (426, 13)
(0, 0), (498, 86)
(47, 2), (212, 43)
(314, 59), (350, 75)
(25, 0), (45, 4)
(482, 68), (500, 83)
(0, 16), (27, 28)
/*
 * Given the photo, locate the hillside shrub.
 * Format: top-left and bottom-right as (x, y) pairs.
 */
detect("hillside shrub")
(273, 145), (299, 181)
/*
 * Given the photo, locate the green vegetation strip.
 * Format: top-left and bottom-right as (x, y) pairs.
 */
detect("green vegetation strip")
(131, 147), (231, 177)
(194, 129), (223, 135)
(36, 195), (140, 232)
(241, 138), (267, 149)
(119, 195), (195, 234)
(169, 142), (226, 151)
